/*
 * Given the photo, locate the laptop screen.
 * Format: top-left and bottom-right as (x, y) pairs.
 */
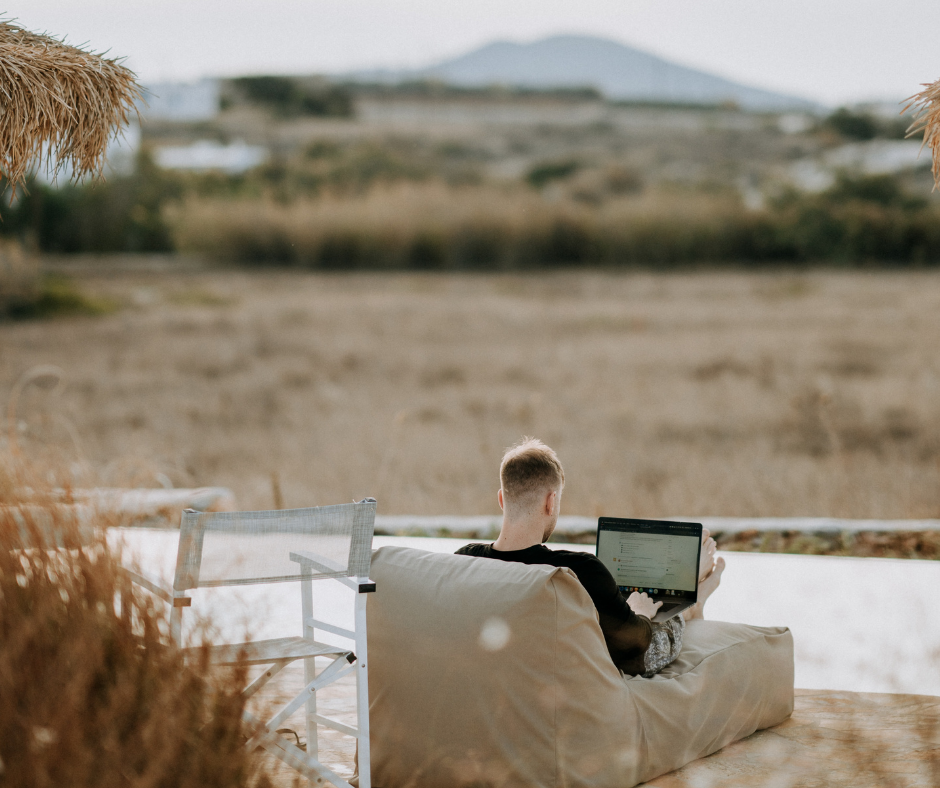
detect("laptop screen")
(595, 518), (702, 602)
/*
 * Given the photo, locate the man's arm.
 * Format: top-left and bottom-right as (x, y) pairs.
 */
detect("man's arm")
(562, 553), (655, 675)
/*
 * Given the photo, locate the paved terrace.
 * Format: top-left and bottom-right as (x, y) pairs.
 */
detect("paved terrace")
(114, 529), (940, 787)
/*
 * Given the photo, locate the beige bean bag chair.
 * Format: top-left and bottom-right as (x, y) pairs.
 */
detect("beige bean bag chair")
(365, 546), (793, 788)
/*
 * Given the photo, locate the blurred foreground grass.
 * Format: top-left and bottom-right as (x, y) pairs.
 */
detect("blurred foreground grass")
(0, 454), (272, 788)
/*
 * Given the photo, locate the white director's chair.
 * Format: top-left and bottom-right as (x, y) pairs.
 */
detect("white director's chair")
(124, 499), (377, 788)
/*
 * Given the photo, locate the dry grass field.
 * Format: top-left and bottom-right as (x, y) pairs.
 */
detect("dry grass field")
(3, 262), (940, 519)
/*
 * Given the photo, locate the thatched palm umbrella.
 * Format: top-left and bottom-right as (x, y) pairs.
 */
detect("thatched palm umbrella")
(906, 80), (940, 188)
(0, 19), (141, 189)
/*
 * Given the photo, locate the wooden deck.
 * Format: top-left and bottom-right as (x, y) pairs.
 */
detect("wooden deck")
(254, 664), (940, 787)
(646, 689), (940, 788)
(251, 660), (359, 785)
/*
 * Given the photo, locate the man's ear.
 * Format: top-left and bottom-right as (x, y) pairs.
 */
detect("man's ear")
(498, 488), (504, 511)
(544, 489), (556, 516)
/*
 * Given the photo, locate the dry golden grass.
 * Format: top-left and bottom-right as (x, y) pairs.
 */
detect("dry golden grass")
(168, 182), (749, 267)
(3, 266), (940, 519)
(0, 19), (141, 188)
(0, 451), (272, 787)
(0, 238), (39, 312)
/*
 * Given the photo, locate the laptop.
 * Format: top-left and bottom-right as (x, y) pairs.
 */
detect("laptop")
(595, 517), (703, 623)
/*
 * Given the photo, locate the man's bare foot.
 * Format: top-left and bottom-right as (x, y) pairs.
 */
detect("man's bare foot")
(684, 556), (725, 621)
(699, 529), (717, 583)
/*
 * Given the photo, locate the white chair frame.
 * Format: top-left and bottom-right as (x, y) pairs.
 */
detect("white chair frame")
(123, 501), (376, 788)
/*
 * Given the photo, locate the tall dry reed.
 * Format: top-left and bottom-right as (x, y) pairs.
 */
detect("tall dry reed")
(168, 183), (757, 268)
(0, 453), (271, 788)
(168, 180), (940, 268)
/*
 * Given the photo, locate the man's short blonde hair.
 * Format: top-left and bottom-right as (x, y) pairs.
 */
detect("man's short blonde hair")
(500, 437), (565, 505)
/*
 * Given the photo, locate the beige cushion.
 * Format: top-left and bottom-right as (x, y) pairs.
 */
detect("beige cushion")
(366, 546), (793, 788)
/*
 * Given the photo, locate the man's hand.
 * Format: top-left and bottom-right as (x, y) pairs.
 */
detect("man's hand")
(627, 591), (662, 620)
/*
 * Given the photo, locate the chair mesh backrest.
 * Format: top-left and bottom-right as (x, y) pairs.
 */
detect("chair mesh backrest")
(173, 500), (376, 591)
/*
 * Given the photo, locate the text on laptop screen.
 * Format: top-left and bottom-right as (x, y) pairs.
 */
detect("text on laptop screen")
(597, 526), (699, 593)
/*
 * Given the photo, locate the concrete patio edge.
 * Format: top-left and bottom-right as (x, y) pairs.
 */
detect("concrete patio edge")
(374, 515), (940, 539)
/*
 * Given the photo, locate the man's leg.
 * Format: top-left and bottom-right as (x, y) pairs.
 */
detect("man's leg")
(643, 533), (721, 676)
(683, 556), (725, 621)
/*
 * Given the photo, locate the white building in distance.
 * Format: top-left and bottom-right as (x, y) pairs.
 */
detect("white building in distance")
(153, 140), (268, 174)
(140, 79), (220, 122)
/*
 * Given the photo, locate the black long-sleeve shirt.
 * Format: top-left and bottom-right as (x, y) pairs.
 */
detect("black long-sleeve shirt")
(455, 542), (654, 676)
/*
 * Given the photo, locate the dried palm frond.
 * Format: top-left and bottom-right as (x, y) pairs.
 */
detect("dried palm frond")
(0, 19), (141, 189)
(904, 78), (940, 189)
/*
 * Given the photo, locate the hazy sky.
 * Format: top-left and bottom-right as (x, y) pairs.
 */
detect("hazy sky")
(8, 1), (940, 106)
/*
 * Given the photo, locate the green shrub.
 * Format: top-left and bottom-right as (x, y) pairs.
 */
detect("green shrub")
(4, 275), (119, 320)
(230, 76), (353, 118)
(1, 153), (178, 254)
(822, 173), (926, 210)
(821, 107), (911, 141)
(526, 160), (581, 189)
(824, 108), (878, 141)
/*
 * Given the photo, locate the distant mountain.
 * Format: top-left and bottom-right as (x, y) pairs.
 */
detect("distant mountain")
(349, 34), (818, 111)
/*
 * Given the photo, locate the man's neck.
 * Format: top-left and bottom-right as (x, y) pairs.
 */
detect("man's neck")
(493, 518), (544, 552)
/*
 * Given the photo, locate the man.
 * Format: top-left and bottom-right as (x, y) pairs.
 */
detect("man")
(456, 437), (725, 676)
